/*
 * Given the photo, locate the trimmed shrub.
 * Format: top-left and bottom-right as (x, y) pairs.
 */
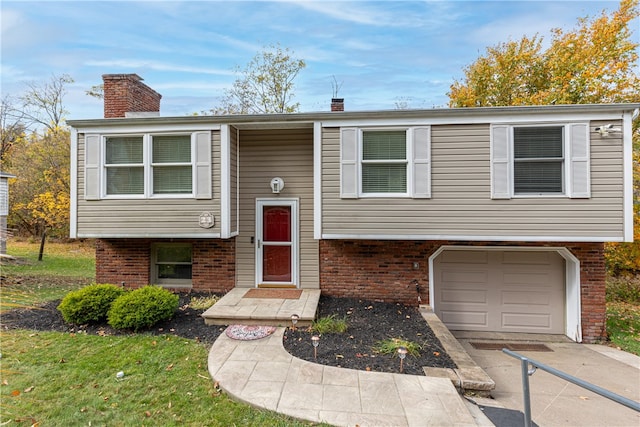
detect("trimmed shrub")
(107, 286), (179, 331)
(57, 284), (125, 324)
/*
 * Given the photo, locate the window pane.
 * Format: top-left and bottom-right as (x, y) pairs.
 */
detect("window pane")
(153, 135), (191, 163)
(362, 164), (407, 193)
(514, 127), (563, 158)
(157, 245), (192, 263)
(153, 166), (193, 194)
(363, 131), (406, 160)
(158, 264), (192, 280)
(106, 167), (144, 195)
(514, 161), (563, 193)
(106, 136), (143, 164)
(263, 206), (291, 242)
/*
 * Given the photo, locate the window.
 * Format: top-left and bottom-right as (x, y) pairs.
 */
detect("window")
(513, 126), (564, 194)
(152, 135), (192, 194)
(361, 130), (407, 193)
(490, 123), (590, 199)
(152, 243), (192, 287)
(105, 136), (144, 195)
(84, 131), (212, 200)
(340, 126), (431, 199)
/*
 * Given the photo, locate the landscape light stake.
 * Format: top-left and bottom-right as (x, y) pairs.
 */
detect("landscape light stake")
(312, 335), (320, 360)
(291, 314), (299, 331)
(398, 346), (408, 373)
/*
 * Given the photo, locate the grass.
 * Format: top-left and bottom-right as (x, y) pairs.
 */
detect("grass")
(372, 337), (421, 358)
(605, 275), (640, 355)
(311, 314), (348, 334)
(606, 302), (640, 356)
(1, 241), (324, 426)
(0, 330), (317, 426)
(2, 239), (96, 279)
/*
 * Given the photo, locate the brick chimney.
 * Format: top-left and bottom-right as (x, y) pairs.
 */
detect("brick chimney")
(102, 74), (162, 118)
(331, 98), (344, 112)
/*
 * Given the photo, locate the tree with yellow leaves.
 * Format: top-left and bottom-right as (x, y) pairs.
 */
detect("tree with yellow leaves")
(449, 0), (640, 275)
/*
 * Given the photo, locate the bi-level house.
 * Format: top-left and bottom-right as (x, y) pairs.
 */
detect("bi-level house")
(68, 74), (638, 343)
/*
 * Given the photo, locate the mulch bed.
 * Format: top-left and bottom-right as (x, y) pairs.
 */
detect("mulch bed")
(283, 296), (456, 375)
(1, 293), (456, 375)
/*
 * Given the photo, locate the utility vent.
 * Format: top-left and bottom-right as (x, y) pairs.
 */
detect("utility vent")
(470, 342), (553, 352)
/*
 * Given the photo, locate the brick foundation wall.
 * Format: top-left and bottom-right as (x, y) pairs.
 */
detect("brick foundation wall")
(95, 238), (235, 293)
(102, 74), (161, 118)
(319, 240), (606, 343)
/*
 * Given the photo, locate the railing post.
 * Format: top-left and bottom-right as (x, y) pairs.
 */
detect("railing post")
(518, 354), (533, 427)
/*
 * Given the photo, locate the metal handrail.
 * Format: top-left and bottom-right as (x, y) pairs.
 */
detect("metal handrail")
(502, 348), (640, 427)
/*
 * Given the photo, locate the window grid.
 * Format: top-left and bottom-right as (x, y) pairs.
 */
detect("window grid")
(513, 126), (564, 195)
(361, 130), (408, 194)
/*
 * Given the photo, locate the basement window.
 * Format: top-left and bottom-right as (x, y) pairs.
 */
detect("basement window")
(152, 243), (192, 287)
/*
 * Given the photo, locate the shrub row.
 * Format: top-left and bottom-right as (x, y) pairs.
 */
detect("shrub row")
(58, 284), (179, 331)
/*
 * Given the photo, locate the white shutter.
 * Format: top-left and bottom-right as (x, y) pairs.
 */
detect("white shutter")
(194, 131), (212, 199)
(568, 123), (590, 198)
(412, 126), (431, 198)
(340, 128), (358, 198)
(490, 125), (512, 199)
(84, 134), (101, 200)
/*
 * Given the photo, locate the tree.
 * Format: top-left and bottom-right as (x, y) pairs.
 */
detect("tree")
(448, 0), (640, 107)
(448, 0), (640, 274)
(8, 127), (70, 238)
(0, 96), (27, 165)
(20, 73), (74, 131)
(211, 44), (306, 115)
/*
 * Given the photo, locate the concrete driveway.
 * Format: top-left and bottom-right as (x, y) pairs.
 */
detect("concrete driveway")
(454, 332), (640, 427)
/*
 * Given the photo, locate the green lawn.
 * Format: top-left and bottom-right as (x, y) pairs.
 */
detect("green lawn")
(606, 302), (640, 356)
(0, 241), (324, 426)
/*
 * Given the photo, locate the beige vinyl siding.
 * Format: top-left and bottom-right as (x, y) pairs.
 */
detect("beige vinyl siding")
(236, 128), (318, 289)
(76, 132), (221, 237)
(321, 123), (624, 239)
(229, 126), (238, 234)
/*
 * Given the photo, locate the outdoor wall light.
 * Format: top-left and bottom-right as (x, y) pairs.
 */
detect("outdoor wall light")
(398, 346), (408, 373)
(291, 314), (299, 330)
(594, 123), (621, 137)
(270, 177), (284, 194)
(311, 335), (320, 360)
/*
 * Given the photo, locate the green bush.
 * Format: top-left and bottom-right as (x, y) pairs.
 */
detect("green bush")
(107, 286), (179, 331)
(57, 284), (125, 324)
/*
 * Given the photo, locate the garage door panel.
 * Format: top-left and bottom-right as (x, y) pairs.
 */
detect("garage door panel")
(502, 313), (552, 330)
(441, 289), (487, 304)
(441, 270), (488, 284)
(434, 250), (565, 334)
(440, 311), (488, 328)
(501, 290), (552, 306)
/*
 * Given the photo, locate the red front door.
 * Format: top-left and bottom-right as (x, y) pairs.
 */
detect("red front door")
(257, 200), (297, 286)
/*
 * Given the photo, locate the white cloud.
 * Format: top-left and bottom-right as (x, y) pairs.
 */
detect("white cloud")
(84, 60), (235, 76)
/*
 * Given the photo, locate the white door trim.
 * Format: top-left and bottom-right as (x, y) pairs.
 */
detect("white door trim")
(255, 198), (299, 287)
(428, 245), (581, 342)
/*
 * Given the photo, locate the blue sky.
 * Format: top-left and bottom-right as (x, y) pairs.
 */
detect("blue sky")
(1, 0), (636, 121)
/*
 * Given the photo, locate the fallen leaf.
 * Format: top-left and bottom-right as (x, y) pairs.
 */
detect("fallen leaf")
(59, 358), (66, 363)
(24, 386), (34, 393)
(152, 341), (157, 346)
(2, 379), (8, 386)
(335, 354), (344, 359)
(365, 367), (371, 371)
(165, 364), (174, 371)
(145, 411), (151, 417)
(168, 401), (172, 409)
(80, 407), (87, 412)
(433, 352), (440, 357)
(11, 389), (20, 396)
(103, 396), (109, 401)
(579, 396), (589, 401)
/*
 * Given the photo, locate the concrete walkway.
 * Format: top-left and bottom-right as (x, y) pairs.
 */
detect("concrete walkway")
(208, 327), (489, 426)
(456, 333), (640, 426)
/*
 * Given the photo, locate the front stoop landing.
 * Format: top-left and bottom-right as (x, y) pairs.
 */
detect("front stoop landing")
(201, 288), (320, 327)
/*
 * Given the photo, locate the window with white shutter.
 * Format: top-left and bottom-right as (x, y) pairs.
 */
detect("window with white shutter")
(490, 123), (590, 199)
(339, 126), (431, 199)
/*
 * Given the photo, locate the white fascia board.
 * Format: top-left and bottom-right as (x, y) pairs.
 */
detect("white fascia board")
(73, 123), (221, 134)
(314, 122), (322, 239)
(323, 112), (626, 128)
(220, 124), (230, 238)
(77, 233), (222, 239)
(623, 111), (635, 242)
(321, 233), (621, 242)
(69, 129), (78, 238)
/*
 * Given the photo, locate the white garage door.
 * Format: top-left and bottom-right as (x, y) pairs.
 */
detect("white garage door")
(434, 250), (565, 334)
